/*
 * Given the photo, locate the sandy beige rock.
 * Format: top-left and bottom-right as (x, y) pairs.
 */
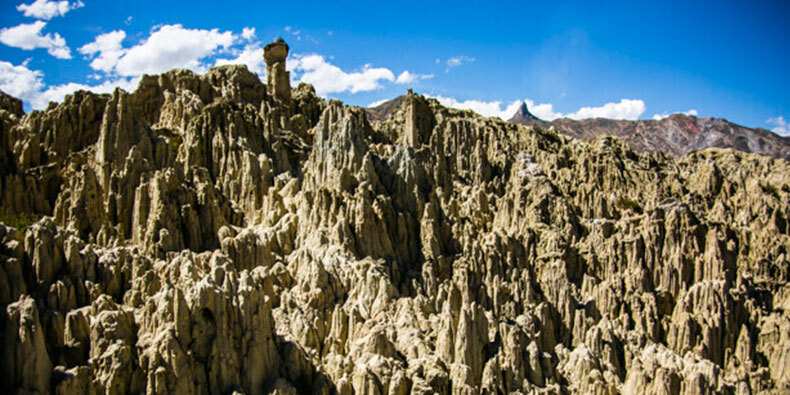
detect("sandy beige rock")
(1, 40), (790, 394)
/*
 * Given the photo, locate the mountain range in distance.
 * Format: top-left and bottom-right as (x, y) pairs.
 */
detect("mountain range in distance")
(368, 96), (790, 161)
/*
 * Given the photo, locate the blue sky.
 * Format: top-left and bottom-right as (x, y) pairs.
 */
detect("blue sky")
(0, 0), (788, 134)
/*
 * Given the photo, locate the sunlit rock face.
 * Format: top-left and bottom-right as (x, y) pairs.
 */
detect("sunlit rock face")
(1, 41), (790, 394)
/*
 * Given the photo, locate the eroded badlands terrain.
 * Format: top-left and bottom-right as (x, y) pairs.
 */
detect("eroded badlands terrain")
(1, 41), (789, 394)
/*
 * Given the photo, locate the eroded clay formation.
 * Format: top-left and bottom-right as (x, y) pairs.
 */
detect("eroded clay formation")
(1, 39), (789, 394)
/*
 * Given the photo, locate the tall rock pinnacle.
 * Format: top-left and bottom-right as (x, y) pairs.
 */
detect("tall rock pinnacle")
(263, 37), (291, 102)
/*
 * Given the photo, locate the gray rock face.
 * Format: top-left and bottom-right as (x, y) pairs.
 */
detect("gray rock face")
(1, 42), (790, 394)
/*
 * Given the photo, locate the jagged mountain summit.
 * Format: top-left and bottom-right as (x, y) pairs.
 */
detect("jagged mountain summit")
(2, 39), (790, 394)
(508, 102), (546, 127)
(506, 106), (790, 160)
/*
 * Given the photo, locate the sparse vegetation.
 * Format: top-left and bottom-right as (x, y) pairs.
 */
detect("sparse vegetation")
(615, 197), (643, 213)
(0, 212), (41, 231)
(761, 182), (780, 199)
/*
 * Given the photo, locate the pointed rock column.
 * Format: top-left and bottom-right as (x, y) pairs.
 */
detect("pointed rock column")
(263, 38), (291, 103)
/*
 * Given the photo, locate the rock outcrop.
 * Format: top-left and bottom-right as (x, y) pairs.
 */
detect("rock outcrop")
(2, 40), (790, 394)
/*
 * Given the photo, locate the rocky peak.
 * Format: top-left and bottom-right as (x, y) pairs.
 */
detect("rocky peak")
(508, 101), (545, 127)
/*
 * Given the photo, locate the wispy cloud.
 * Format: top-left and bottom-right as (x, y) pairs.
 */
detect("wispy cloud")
(443, 55), (475, 72)
(284, 26), (301, 41)
(446, 55), (474, 67)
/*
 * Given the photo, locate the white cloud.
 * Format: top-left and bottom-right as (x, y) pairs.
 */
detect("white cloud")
(289, 54), (395, 94)
(367, 99), (389, 108)
(566, 99), (645, 120)
(767, 116), (789, 136)
(395, 70), (433, 84)
(429, 95), (646, 121)
(284, 26), (300, 34)
(652, 109), (698, 120)
(90, 24), (237, 76)
(0, 21), (71, 59)
(0, 60), (44, 101)
(524, 99), (563, 120)
(241, 27), (256, 41)
(78, 30), (126, 72)
(431, 95), (523, 119)
(214, 43), (266, 75)
(16, 0), (84, 20)
(446, 55), (474, 68)
(0, 60), (140, 110)
(30, 76), (139, 109)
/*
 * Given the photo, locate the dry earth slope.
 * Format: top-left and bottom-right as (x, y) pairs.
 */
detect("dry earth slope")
(1, 40), (790, 394)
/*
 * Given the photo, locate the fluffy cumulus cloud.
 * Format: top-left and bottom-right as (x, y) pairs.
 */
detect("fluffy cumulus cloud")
(652, 109), (698, 120)
(16, 0), (84, 20)
(431, 95), (524, 119)
(113, 24), (235, 76)
(8, 22), (433, 109)
(8, 24), (269, 111)
(214, 44), (266, 75)
(395, 70), (433, 84)
(520, 99), (561, 120)
(289, 54), (395, 94)
(0, 60), (45, 100)
(31, 76), (139, 109)
(0, 21), (71, 58)
(79, 25), (236, 77)
(429, 96), (646, 121)
(78, 30), (127, 72)
(767, 116), (789, 136)
(567, 99), (646, 120)
(0, 59), (138, 110)
(241, 27), (256, 41)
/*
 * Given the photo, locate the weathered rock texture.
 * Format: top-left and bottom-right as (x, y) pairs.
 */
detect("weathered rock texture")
(2, 41), (790, 394)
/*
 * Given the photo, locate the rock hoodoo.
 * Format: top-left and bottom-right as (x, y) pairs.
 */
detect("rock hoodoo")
(1, 40), (789, 394)
(264, 37), (291, 103)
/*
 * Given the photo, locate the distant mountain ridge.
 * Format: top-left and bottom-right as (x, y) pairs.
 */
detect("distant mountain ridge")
(507, 103), (790, 160)
(366, 97), (790, 160)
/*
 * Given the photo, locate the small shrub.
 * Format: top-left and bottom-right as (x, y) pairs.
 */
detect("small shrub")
(0, 212), (41, 231)
(615, 197), (643, 214)
(761, 182), (780, 199)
